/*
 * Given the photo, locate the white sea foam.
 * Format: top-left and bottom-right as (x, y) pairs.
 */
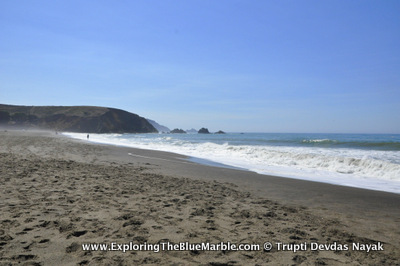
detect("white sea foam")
(64, 132), (400, 194)
(302, 139), (334, 143)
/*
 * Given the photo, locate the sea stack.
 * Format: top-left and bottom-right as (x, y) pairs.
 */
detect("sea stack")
(170, 128), (186, 134)
(198, 128), (210, 134)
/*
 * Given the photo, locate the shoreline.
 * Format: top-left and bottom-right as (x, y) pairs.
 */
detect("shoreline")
(1, 129), (399, 264)
(63, 131), (400, 195)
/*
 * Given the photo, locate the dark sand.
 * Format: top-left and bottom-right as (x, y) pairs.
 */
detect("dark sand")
(0, 130), (399, 265)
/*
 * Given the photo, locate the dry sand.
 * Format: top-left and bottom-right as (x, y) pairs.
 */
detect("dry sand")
(0, 130), (399, 265)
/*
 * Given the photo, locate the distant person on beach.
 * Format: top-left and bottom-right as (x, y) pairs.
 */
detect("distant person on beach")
(87, 134), (89, 140)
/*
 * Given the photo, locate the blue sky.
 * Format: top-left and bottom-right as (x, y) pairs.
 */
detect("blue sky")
(1, 0), (399, 133)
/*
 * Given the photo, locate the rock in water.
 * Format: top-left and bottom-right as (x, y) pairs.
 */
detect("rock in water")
(170, 128), (186, 134)
(198, 128), (210, 134)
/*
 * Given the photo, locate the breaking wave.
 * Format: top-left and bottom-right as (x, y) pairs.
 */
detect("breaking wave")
(63, 132), (400, 193)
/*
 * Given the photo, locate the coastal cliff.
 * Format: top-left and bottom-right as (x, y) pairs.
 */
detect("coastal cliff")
(0, 104), (158, 133)
(147, 119), (171, 133)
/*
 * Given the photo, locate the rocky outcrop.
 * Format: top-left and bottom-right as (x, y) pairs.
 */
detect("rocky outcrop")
(170, 128), (186, 134)
(215, 130), (226, 134)
(198, 128), (210, 134)
(185, 128), (198, 134)
(0, 104), (158, 133)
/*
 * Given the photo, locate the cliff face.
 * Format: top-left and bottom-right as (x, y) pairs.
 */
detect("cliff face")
(146, 119), (171, 133)
(0, 104), (158, 133)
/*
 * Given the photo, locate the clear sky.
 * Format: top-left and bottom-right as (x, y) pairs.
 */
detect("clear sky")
(1, 0), (399, 133)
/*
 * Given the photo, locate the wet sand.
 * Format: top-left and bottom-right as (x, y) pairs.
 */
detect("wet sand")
(1, 130), (399, 265)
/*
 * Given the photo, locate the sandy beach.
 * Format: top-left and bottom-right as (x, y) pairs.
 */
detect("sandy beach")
(1, 130), (399, 265)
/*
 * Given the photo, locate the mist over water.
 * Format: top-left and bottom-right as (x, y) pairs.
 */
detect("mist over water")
(64, 132), (400, 194)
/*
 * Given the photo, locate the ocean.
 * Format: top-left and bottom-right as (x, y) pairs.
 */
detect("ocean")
(64, 132), (400, 194)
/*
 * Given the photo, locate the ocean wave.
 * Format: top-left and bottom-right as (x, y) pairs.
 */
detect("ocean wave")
(300, 139), (400, 150)
(302, 139), (336, 143)
(63, 132), (400, 193)
(198, 143), (400, 181)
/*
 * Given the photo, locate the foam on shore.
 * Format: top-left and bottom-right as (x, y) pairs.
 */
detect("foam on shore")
(63, 132), (400, 194)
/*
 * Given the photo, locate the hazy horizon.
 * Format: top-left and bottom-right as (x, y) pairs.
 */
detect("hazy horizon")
(1, 1), (399, 133)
